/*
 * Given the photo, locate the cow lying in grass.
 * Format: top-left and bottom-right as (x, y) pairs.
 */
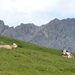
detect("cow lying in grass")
(62, 49), (74, 59)
(0, 43), (18, 49)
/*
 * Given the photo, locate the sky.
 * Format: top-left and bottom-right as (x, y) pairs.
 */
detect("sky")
(0, 0), (75, 27)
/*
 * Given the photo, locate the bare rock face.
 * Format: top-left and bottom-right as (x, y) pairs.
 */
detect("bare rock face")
(0, 20), (5, 34)
(31, 18), (75, 52)
(14, 23), (39, 41)
(0, 18), (75, 51)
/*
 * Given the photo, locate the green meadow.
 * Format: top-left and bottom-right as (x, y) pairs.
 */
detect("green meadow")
(0, 35), (75, 75)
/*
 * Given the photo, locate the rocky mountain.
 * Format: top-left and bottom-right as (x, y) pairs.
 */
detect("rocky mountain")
(0, 18), (75, 51)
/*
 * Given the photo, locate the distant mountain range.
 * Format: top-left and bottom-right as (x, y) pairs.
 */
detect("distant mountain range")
(0, 18), (75, 51)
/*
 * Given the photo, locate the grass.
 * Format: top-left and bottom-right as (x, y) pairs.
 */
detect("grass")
(0, 35), (75, 75)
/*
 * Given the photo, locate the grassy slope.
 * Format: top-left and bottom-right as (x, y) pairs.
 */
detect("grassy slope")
(0, 35), (75, 75)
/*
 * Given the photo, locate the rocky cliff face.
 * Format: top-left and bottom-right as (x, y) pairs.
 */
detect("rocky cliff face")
(31, 18), (75, 51)
(0, 18), (75, 51)
(0, 20), (5, 34)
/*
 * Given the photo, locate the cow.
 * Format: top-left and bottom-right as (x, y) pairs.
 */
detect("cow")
(0, 43), (18, 49)
(62, 49), (74, 59)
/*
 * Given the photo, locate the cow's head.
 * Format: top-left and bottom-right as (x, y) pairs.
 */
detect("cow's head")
(12, 43), (18, 48)
(62, 49), (67, 55)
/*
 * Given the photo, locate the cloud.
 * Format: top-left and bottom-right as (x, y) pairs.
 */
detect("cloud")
(58, 0), (75, 14)
(0, 0), (75, 27)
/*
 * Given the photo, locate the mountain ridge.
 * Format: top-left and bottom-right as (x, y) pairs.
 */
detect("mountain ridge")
(0, 18), (75, 51)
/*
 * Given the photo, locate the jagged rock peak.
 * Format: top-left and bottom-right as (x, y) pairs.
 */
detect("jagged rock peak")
(53, 18), (59, 21)
(20, 23), (37, 26)
(0, 20), (5, 25)
(15, 23), (38, 29)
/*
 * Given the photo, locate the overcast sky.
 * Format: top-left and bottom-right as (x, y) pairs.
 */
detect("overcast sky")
(0, 0), (75, 27)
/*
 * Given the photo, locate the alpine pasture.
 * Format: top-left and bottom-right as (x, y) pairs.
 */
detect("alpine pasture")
(0, 35), (75, 75)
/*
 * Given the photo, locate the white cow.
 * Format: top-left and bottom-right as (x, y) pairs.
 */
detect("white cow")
(0, 43), (18, 49)
(62, 49), (74, 59)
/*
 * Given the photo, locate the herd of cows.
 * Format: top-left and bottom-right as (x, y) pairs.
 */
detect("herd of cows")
(0, 43), (74, 59)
